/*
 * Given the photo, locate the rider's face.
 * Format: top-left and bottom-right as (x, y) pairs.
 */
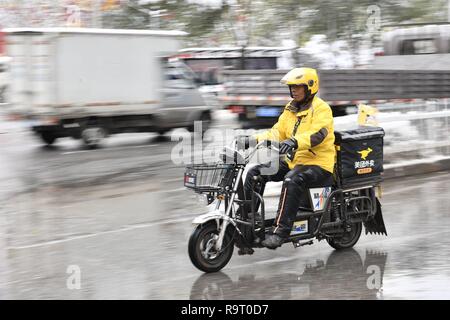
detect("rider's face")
(291, 85), (306, 102)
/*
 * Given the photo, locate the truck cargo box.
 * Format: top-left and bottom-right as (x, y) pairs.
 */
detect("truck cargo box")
(4, 28), (186, 117)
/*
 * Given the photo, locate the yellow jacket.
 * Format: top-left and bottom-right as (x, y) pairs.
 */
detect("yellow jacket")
(255, 96), (336, 173)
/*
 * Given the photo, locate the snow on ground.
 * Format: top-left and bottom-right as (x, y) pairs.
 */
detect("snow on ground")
(335, 108), (450, 156)
(266, 106), (450, 196)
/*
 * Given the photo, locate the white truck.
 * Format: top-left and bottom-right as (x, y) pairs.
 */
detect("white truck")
(4, 28), (211, 146)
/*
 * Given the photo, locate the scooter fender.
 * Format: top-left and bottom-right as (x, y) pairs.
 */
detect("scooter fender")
(192, 210), (241, 235)
(192, 210), (230, 229)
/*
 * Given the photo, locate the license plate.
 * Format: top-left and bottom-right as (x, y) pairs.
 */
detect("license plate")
(256, 107), (280, 117)
(184, 173), (197, 187)
(377, 185), (383, 198)
(290, 220), (308, 235)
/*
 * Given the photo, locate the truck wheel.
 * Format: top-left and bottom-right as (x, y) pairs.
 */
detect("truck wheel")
(40, 133), (57, 146)
(81, 126), (106, 148)
(327, 222), (362, 250)
(188, 112), (211, 134)
(200, 112), (211, 133)
(188, 222), (234, 273)
(157, 129), (168, 136)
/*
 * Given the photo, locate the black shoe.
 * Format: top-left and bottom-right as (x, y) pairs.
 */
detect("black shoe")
(261, 234), (285, 249)
(238, 247), (255, 255)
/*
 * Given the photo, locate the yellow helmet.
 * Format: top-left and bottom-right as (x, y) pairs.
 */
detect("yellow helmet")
(280, 67), (319, 95)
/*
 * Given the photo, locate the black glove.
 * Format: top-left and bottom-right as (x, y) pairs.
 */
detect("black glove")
(236, 135), (257, 150)
(279, 138), (298, 160)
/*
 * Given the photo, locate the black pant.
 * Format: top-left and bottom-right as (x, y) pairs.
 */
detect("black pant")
(244, 161), (333, 237)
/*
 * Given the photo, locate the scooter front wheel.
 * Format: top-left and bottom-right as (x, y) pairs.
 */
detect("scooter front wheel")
(188, 222), (234, 273)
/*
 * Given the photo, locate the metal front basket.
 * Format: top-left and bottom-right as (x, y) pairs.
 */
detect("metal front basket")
(184, 163), (234, 193)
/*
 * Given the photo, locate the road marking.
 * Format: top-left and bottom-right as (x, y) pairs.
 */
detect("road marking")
(6, 215), (196, 251)
(62, 144), (159, 155)
(165, 178), (183, 183)
(161, 187), (187, 193)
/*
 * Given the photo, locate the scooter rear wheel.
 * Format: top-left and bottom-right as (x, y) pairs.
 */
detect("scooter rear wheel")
(326, 222), (362, 250)
(188, 222), (234, 273)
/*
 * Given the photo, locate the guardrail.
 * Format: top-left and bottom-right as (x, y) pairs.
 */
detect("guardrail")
(221, 69), (450, 107)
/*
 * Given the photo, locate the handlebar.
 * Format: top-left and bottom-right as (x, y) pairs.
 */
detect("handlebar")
(254, 140), (279, 153)
(229, 138), (280, 164)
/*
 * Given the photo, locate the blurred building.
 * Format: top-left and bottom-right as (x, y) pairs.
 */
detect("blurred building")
(0, 0), (122, 28)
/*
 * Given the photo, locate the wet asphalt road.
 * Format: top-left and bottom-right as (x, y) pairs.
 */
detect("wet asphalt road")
(1, 117), (450, 299)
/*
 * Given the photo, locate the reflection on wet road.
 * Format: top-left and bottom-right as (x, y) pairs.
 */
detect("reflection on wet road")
(190, 249), (389, 300)
(1, 124), (450, 299)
